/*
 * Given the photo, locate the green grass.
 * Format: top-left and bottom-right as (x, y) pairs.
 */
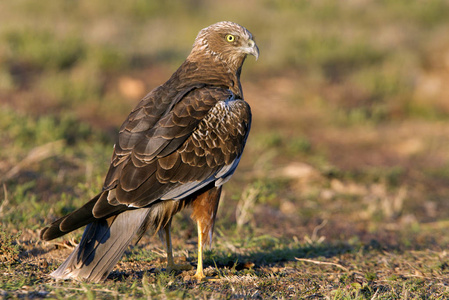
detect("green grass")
(2, 0), (449, 298)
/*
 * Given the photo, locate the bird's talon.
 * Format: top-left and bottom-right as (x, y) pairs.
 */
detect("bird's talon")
(193, 272), (205, 282)
(193, 273), (220, 282)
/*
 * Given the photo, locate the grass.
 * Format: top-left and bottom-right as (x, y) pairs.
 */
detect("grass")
(2, 236), (449, 298)
(2, 0), (449, 298)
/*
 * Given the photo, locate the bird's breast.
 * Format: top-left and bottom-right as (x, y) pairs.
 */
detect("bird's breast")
(186, 97), (251, 165)
(201, 99), (250, 133)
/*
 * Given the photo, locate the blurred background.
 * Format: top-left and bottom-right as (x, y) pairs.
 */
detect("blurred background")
(2, 0), (449, 255)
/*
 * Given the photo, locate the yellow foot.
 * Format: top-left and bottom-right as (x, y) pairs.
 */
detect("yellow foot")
(193, 271), (220, 282)
(193, 270), (205, 282)
(166, 263), (193, 273)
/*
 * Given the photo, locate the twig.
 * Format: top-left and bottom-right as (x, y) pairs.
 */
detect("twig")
(0, 184), (9, 217)
(311, 219), (327, 241)
(399, 273), (433, 280)
(304, 219), (327, 245)
(1, 140), (64, 182)
(370, 287), (379, 300)
(295, 258), (348, 272)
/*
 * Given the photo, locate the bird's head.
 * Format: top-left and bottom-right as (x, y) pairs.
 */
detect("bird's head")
(189, 21), (259, 71)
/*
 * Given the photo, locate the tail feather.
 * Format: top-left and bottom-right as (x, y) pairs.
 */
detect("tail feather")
(40, 193), (126, 241)
(50, 208), (152, 282)
(40, 195), (99, 241)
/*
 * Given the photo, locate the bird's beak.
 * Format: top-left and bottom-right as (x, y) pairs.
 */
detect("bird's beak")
(243, 39), (259, 60)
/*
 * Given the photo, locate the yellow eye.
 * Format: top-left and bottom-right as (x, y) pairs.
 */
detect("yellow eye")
(226, 34), (235, 42)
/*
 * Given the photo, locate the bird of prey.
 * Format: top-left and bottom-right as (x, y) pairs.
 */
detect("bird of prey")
(40, 21), (259, 283)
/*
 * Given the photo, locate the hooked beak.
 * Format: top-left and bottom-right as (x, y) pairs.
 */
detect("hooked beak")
(243, 39), (259, 60)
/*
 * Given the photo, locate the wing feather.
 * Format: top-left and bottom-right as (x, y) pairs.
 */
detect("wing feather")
(100, 85), (250, 212)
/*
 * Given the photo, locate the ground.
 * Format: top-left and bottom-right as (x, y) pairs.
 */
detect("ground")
(1, 1), (449, 299)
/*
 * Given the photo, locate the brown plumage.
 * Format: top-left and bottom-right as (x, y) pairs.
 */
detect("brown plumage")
(40, 21), (259, 282)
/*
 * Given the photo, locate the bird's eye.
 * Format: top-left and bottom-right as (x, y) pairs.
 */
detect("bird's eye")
(226, 34), (235, 42)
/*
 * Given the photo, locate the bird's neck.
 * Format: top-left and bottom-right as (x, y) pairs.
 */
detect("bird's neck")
(172, 54), (244, 98)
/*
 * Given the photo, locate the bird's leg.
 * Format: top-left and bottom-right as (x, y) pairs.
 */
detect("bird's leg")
(164, 219), (192, 272)
(193, 220), (205, 281)
(191, 186), (222, 281)
(164, 220), (175, 269)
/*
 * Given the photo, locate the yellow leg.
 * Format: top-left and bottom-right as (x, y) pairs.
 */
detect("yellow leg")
(193, 220), (205, 281)
(164, 220), (192, 272)
(190, 186), (222, 282)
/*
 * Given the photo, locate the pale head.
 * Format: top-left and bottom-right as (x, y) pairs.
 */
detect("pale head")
(189, 21), (259, 71)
